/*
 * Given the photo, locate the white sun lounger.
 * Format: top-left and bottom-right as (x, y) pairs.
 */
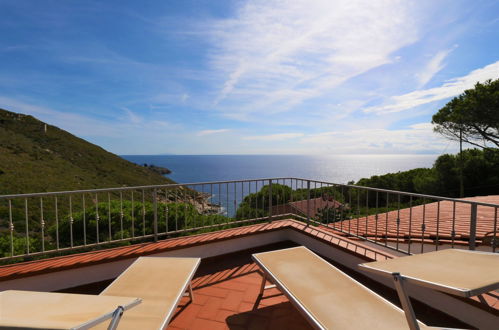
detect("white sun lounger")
(252, 246), (433, 330)
(97, 256), (200, 330)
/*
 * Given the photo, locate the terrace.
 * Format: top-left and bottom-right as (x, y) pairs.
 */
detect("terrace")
(0, 178), (498, 329)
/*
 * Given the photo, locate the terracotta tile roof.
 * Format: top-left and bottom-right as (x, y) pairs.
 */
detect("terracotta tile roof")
(335, 195), (499, 244)
(290, 197), (342, 215)
(272, 197), (342, 219)
(0, 219), (393, 282)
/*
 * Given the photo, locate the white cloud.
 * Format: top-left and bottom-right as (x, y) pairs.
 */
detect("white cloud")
(409, 122), (434, 130)
(416, 47), (455, 87)
(243, 133), (304, 141)
(365, 60), (499, 114)
(197, 128), (231, 136)
(208, 0), (420, 116)
(302, 124), (449, 154)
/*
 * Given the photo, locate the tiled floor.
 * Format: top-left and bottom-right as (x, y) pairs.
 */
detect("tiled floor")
(164, 241), (475, 329)
(168, 242), (312, 330)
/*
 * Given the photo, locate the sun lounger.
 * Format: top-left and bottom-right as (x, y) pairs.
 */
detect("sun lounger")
(360, 249), (498, 330)
(0, 290), (141, 330)
(97, 256), (200, 330)
(252, 246), (432, 330)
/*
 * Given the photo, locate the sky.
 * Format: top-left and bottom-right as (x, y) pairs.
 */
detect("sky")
(1, 0), (498, 155)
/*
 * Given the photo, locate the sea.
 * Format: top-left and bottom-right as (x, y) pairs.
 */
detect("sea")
(121, 154), (437, 184)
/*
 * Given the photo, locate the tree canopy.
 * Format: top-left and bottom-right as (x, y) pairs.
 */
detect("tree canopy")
(432, 79), (499, 148)
(355, 148), (499, 198)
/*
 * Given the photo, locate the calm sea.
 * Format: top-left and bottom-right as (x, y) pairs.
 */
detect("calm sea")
(121, 154), (437, 184)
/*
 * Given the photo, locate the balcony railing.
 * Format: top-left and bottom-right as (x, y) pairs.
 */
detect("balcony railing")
(0, 178), (497, 262)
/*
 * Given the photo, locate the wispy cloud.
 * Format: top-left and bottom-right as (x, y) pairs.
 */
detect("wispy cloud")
(2, 1), (497, 155)
(2, 45), (29, 52)
(0, 96), (179, 139)
(208, 0), (420, 116)
(243, 133), (304, 141)
(364, 60), (499, 114)
(121, 107), (142, 124)
(416, 46), (456, 87)
(197, 128), (231, 136)
(0, 96), (122, 137)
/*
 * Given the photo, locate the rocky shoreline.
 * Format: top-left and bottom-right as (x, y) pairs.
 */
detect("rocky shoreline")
(159, 186), (221, 215)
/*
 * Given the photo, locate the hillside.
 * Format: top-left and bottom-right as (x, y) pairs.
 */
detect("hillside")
(0, 108), (174, 194)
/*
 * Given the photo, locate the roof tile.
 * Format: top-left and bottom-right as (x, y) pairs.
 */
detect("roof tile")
(0, 219), (392, 282)
(336, 195), (499, 245)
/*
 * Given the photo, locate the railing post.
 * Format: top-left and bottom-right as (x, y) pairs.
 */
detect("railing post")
(153, 188), (158, 242)
(268, 180), (273, 223)
(307, 180), (311, 226)
(469, 203), (477, 250)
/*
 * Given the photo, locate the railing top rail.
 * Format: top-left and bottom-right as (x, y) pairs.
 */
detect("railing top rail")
(0, 177), (294, 199)
(296, 178), (499, 208)
(1, 176), (499, 209)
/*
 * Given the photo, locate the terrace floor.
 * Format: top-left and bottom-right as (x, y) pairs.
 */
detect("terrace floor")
(169, 242), (311, 330)
(64, 240), (471, 329)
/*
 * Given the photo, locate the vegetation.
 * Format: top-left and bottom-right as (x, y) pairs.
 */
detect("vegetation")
(358, 79), (499, 201)
(0, 108), (221, 262)
(0, 199), (232, 260)
(432, 78), (499, 148)
(0, 108), (174, 195)
(143, 164), (171, 175)
(355, 148), (499, 198)
(48, 200), (229, 247)
(235, 183), (346, 220)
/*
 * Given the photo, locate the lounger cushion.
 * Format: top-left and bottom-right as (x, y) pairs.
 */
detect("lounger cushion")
(362, 249), (499, 296)
(97, 256), (200, 330)
(253, 246), (429, 330)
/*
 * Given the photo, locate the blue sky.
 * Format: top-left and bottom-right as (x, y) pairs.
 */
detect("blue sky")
(1, 0), (498, 155)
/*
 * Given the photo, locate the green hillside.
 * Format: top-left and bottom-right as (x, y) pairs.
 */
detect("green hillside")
(0, 108), (174, 195)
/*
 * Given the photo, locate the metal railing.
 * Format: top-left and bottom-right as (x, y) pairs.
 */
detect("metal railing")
(0, 178), (497, 262)
(296, 179), (498, 255)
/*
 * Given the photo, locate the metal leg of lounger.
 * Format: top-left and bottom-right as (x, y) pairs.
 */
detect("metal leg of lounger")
(258, 273), (276, 296)
(183, 283), (195, 302)
(107, 306), (125, 330)
(259, 274), (267, 296)
(188, 283), (194, 302)
(477, 294), (490, 306)
(392, 273), (419, 330)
